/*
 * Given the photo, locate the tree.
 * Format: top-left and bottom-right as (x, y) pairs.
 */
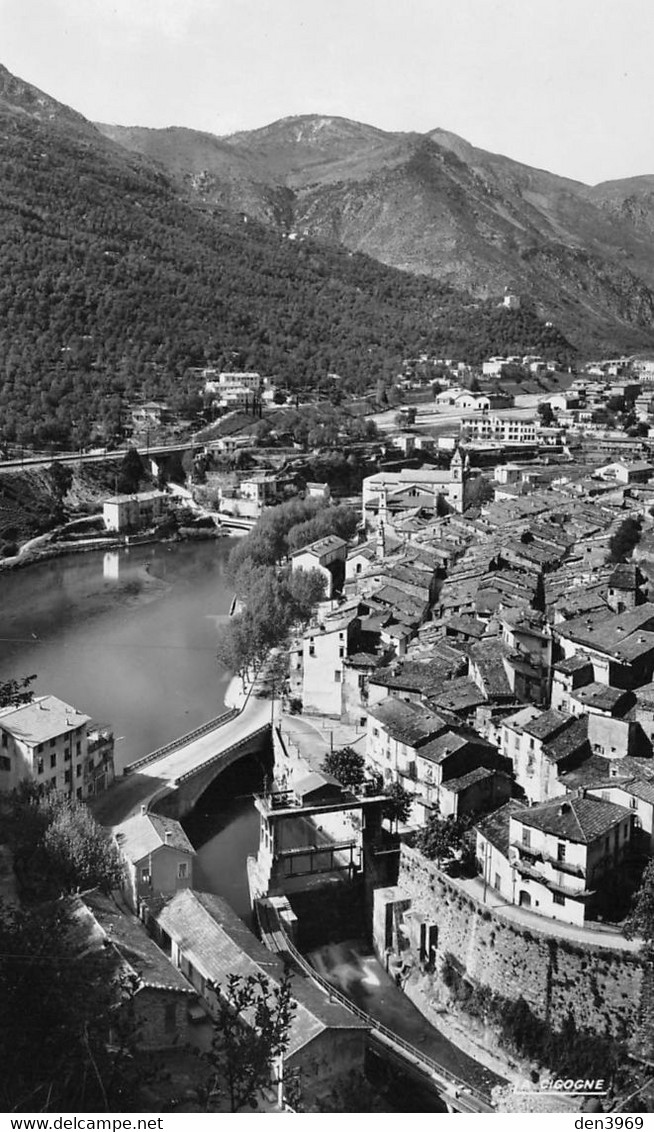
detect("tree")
(203, 971), (295, 1112)
(0, 674), (35, 709)
(0, 900), (145, 1112)
(624, 859), (654, 954)
(42, 795), (124, 893)
(608, 516), (642, 564)
(465, 475), (494, 509)
(321, 746), (365, 790)
(382, 780), (413, 829)
(415, 813), (471, 866)
(116, 446), (146, 495)
(538, 401), (555, 427)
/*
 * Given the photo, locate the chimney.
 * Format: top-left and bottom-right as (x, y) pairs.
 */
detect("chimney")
(164, 830), (172, 845)
(141, 804), (147, 816)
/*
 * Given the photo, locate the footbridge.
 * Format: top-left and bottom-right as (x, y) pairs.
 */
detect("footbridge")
(93, 695), (273, 826)
(256, 898), (495, 1114)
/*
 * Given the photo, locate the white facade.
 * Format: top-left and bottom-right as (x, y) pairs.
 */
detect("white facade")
(103, 491), (170, 532)
(0, 695), (112, 800)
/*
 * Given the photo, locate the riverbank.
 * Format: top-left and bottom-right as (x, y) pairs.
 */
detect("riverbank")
(0, 526), (229, 574)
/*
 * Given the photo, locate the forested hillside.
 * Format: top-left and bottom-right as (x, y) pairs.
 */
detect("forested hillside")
(0, 65), (572, 450)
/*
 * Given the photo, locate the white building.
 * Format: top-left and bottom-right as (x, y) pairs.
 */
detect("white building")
(0, 695), (114, 799)
(103, 491), (170, 532)
(476, 795), (634, 926)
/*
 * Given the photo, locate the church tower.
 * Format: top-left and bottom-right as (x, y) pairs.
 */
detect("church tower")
(449, 446), (466, 514)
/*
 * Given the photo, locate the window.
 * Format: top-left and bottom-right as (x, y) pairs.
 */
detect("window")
(339, 647), (345, 658)
(630, 797), (638, 809)
(64, 749), (71, 762)
(50, 739), (55, 749)
(178, 862), (188, 880)
(556, 842), (566, 863)
(334, 670), (341, 683)
(76, 788), (83, 800)
(76, 742), (81, 755)
(1, 733), (6, 749)
(141, 869), (151, 885)
(0, 755), (10, 772)
(37, 758), (44, 775)
(373, 727), (379, 737)
(50, 753), (56, 769)
(553, 892), (566, 906)
(64, 769), (71, 784)
(37, 742), (43, 753)
(521, 827), (531, 848)
(76, 764), (82, 778)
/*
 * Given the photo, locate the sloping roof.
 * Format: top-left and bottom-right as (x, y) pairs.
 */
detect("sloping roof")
(73, 890), (194, 995)
(291, 535), (347, 558)
(157, 891), (366, 1056)
(0, 695), (91, 745)
(114, 812), (195, 863)
(441, 766), (497, 793)
(515, 795), (631, 844)
(522, 710), (575, 742)
(476, 801), (527, 856)
(367, 699), (447, 747)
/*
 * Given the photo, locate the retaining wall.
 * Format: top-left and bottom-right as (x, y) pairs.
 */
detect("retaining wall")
(372, 844), (643, 1040)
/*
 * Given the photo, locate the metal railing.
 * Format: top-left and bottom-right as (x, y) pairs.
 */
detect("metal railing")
(124, 708), (239, 773)
(257, 902), (493, 1109)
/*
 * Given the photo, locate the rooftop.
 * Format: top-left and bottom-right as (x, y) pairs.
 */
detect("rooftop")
(157, 890), (366, 1055)
(0, 695), (91, 745)
(114, 812), (195, 863)
(514, 795), (632, 844)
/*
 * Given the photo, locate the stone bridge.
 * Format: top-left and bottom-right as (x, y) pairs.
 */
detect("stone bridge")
(93, 696), (273, 827)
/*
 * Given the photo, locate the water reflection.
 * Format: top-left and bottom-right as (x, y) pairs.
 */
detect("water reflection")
(0, 540), (236, 770)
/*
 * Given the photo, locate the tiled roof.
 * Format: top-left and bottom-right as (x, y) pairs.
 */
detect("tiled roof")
(157, 891), (366, 1055)
(475, 800), (527, 856)
(522, 710), (575, 742)
(515, 795), (631, 844)
(442, 766), (496, 793)
(73, 890), (194, 994)
(114, 812), (195, 863)
(367, 699), (447, 747)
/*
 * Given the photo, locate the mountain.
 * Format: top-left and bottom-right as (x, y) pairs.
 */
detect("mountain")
(97, 114), (654, 352)
(0, 66), (571, 451)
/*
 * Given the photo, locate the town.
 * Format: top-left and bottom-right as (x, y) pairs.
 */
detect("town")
(4, 341), (654, 1113)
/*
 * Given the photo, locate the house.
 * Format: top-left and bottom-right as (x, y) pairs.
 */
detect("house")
(114, 808), (195, 911)
(103, 491), (170, 532)
(0, 695), (114, 800)
(300, 611), (358, 716)
(594, 461), (653, 485)
(366, 698), (503, 823)
(476, 794), (635, 925)
(70, 890), (197, 1050)
(291, 535), (348, 599)
(556, 603), (654, 690)
(501, 707), (590, 803)
(156, 889), (368, 1099)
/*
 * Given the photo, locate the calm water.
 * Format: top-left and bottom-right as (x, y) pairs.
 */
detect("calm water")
(0, 540), (237, 771)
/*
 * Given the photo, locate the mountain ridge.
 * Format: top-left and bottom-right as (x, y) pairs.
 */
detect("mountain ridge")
(95, 112), (654, 350)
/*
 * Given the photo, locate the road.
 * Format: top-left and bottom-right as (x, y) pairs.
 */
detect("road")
(454, 872), (640, 952)
(92, 694), (272, 827)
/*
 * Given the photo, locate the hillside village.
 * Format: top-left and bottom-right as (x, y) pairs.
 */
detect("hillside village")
(7, 342), (654, 1111)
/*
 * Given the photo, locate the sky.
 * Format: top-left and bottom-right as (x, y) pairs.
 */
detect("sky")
(2, 0), (653, 185)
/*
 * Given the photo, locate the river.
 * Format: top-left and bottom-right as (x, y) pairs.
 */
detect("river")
(0, 540), (236, 772)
